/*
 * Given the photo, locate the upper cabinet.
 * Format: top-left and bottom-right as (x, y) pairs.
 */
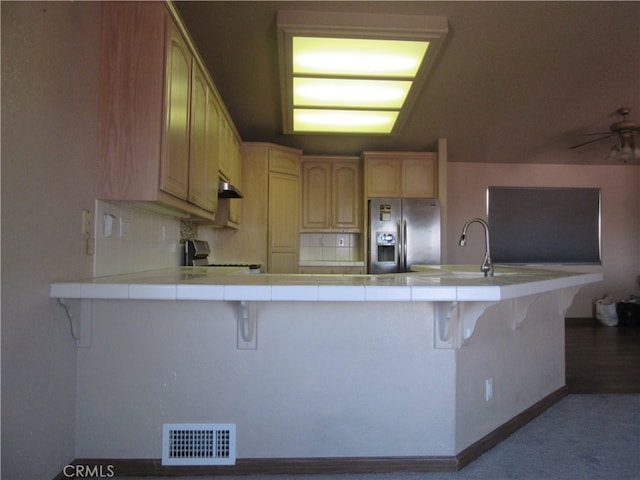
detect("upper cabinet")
(302, 156), (361, 232)
(187, 60), (218, 213)
(215, 119), (242, 227)
(161, 18), (192, 201)
(98, 2), (240, 223)
(363, 152), (438, 198)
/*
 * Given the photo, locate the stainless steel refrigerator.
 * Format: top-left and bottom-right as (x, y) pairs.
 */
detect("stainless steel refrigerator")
(368, 198), (441, 273)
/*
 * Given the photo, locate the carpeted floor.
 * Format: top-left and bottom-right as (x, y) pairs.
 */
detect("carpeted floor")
(120, 394), (639, 480)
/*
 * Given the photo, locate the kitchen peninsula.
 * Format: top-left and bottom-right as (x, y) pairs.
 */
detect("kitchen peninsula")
(51, 266), (601, 474)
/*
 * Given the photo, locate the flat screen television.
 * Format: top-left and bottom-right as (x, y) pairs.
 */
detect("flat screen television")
(487, 186), (601, 264)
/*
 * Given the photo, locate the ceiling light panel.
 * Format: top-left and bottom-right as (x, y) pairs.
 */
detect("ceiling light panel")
(293, 37), (429, 77)
(294, 109), (399, 134)
(293, 78), (412, 109)
(278, 10), (448, 135)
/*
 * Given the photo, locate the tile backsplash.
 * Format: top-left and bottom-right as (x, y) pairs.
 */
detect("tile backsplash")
(93, 201), (362, 275)
(93, 200), (182, 276)
(300, 233), (361, 262)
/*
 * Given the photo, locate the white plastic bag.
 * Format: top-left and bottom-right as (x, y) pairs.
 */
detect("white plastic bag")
(594, 295), (618, 326)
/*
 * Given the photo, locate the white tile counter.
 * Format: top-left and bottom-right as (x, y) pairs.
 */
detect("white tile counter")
(50, 265), (602, 302)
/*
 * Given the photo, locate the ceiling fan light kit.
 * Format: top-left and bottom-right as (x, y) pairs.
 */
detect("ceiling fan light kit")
(572, 107), (640, 163)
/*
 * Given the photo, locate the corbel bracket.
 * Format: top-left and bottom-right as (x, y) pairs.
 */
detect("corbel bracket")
(434, 300), (497, 349)
(511, 294), (540, 330)
(560, 286), (581, 316)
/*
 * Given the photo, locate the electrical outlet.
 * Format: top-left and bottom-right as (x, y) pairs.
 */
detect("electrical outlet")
(81, 210), (92, 235)
(337, 237), (346, 247)
(485, 378), (493, 401)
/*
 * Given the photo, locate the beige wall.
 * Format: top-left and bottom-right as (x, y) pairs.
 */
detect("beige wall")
(1, 2), (101, 478)
(447, 162), (640, 316)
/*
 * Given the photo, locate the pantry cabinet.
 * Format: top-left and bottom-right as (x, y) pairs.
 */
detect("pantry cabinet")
(239, 143), (302, 273)
(302, 156), (361, 232)
(363, 152), (437, 198)
(97, 2), (239, 223)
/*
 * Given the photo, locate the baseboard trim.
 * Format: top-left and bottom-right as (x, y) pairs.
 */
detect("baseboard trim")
(55, 387), (567, 478)
(456, 385), (568, 470)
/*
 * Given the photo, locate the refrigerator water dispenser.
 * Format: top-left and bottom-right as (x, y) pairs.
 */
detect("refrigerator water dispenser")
(376, 232), (396, 263)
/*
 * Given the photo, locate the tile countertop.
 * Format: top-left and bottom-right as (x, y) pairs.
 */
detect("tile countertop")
(49, 265), (602, 303)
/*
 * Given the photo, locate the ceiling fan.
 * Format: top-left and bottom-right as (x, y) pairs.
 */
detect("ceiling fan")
(570, 107), (640, 163)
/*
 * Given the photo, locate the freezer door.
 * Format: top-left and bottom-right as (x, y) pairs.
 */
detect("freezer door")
(368, 198), (402, 274)
(402, 198), (441, 269)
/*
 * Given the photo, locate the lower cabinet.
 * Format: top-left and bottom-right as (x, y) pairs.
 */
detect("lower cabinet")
(299, 266), (365, 274)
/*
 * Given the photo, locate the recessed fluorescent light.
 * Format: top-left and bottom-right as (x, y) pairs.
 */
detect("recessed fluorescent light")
(294, 109), (398, 133)
(277, 10), (449, 135)
(293, 78), (412, 108)
(293, 37), (429, 77)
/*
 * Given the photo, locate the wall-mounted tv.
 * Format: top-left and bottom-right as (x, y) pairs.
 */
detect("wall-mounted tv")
(487, 186), (601, 264)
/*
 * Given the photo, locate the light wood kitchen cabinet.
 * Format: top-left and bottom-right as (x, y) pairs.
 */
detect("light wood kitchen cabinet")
(299, 266), (364, 274)
(214, 122), (242, 228)
(160, 17), (192, 201)
(187, 61), (218, 214)
(269, 171), (300, 273)
(301, 160), (330, 230)
(97, 2), (238, 223)
(363, 152), (437, 198)
(227, 132), (242, 226)
(302, 156), (361, 232)
(237, 143), (302, 273)
(333, 160), (361, 230)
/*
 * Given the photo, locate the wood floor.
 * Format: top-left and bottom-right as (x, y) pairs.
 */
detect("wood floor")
(565, 318), (640, 393)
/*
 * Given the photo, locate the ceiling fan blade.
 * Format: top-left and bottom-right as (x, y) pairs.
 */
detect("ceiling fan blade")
(570, 134), (616, 149)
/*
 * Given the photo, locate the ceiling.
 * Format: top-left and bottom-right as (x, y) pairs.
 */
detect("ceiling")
(175, 1), (640, 164)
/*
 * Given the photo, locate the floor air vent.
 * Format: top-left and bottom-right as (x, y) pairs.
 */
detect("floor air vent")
(162, 423), (236, 466)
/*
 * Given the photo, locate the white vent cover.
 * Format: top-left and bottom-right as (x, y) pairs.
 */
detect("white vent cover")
(162, 423), (236, 466)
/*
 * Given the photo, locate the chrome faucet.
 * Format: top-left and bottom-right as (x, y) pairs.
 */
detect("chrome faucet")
(459, 218), (494, 277)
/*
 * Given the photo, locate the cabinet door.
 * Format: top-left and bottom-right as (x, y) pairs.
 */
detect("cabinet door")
(160, 18), (191, 200)
(302, 161), (331, 230)
(402, 154), (437, 197)
(270, 148), (301, 175)
(332, 161), (360, 231)
(203, 86), (220, 212)
(98, 2), (166, 201)
(187, 61), (209, 209)
(365, 157), (402, 197)
(269, 172), (300, 273)
(218, 118), (234, 181)
(228, 133), (242, 225)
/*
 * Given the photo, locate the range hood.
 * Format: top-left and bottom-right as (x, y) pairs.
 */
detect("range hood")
(218, 180), (243, 198)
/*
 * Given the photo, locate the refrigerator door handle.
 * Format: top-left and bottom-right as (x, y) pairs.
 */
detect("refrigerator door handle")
(397, 219), (402, 272)
(403, 219), (408, 272)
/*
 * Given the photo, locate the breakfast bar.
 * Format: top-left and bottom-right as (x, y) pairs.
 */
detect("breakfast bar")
(50, 266), (601, 472)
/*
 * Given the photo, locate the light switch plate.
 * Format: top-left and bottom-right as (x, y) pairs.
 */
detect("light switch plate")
(81, 209), (92, 235)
